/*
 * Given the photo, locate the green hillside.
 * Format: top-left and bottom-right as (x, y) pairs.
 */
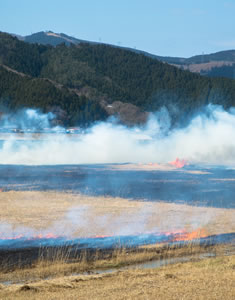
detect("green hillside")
(1, 31), (235, 126)
(0, 65), (107, 126)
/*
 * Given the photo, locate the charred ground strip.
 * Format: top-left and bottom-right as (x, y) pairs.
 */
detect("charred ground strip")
(0, 164), (235, 208)
(0, 233), (234, 269)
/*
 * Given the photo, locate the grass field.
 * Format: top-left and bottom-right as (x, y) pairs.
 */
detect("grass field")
(0, 190), (235, 299)
(0, 190), (234, 236)
(0, 251), (234, 300)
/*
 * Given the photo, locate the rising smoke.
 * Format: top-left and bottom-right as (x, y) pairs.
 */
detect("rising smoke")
(0, 105), (235, 165)
(0, 201), (218, 240)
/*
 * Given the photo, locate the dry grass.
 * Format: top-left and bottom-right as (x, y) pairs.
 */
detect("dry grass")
(0, 251), (234, 300)
(172, 60), (234, 73)
(0, 190), (234, 298)
(109, 162), (177, 171)
(0, 239), (232, 284)
(109, 163), (211, 174)
(0, 190), (234, 236)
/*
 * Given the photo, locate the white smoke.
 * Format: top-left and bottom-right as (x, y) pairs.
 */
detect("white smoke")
(0, 203), (217, 239)
(0, 108), (56, 132)
(1, 105), (235, 165)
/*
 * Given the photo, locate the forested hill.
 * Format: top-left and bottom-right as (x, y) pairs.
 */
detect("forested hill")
(1, 31), (235, 126)
(0, 66), (108, 126)
(19, 31), (235, 80)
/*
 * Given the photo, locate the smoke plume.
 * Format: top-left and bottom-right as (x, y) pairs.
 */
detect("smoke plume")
(0, 105), (235, 165)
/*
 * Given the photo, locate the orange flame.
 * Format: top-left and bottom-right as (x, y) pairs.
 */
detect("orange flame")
(169, 158), (187, 168)
(0, 229), (208, 244)
(172, 228), (208, 242)
(0, 234), (24, 240)
(0, 233), (59, 240)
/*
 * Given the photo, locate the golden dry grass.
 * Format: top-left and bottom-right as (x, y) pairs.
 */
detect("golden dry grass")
(109, 163), (211, 174)
(0, 241), (220, 284)
(0, 253), (234, 300)
(0, 190), (234, 299)
(109, 162), (177, 171)
(0, 191), (234, 237)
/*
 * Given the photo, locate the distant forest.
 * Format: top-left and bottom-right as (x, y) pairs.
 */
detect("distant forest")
(1, 32), (235, 126)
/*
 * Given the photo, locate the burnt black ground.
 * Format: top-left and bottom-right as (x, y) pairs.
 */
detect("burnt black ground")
(0, 164), (235, 208)
(0, 233), (235, 268)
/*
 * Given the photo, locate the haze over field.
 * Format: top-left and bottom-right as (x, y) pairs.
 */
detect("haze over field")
(1, 105), (235, 166)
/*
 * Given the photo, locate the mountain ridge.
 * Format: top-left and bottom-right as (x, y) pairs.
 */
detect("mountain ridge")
(1, 31), (235, 127)
(16, 30), (235, 79)
(14, 30), (235, 64)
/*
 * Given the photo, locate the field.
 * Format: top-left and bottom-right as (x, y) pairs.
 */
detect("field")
(0, 190), (235, 236)
(0, 252), (235, 299)
(0, 165), (235, 299)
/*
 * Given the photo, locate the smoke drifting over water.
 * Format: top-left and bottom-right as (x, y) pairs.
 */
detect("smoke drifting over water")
(1, 105), (235, 165)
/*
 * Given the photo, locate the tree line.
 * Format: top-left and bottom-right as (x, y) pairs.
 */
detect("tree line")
(1, 32), (235, 126)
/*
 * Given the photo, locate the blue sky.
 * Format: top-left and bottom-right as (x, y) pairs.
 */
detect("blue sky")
(1, 0), (235, 57)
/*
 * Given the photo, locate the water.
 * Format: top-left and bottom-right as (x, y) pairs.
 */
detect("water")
(0, 252), (218, 286)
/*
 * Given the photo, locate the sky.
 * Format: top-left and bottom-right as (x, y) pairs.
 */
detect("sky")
(1, 0), (235, 57)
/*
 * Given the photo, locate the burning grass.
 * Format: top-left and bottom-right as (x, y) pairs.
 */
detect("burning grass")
(0, 190), (234, 236)
(0, 190), (234, 298)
